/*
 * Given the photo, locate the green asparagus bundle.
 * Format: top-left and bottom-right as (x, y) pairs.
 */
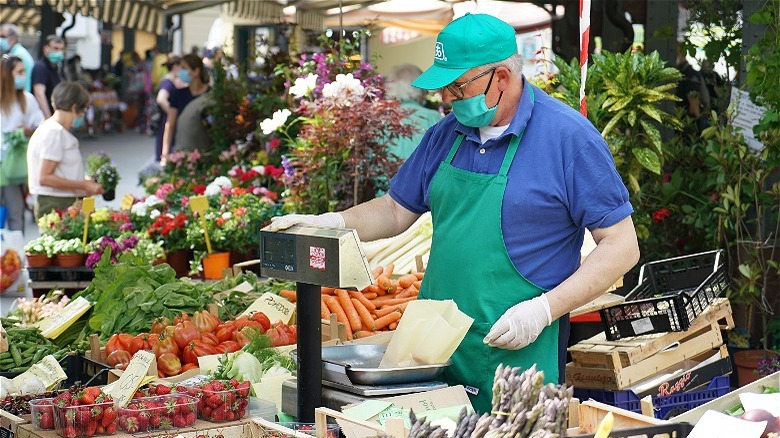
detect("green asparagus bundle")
(408, 364), (573, 438)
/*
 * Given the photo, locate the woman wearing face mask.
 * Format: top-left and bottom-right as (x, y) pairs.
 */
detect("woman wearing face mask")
(26, 81), (103, 220)
(160, 54), (211, 163)
(153, 54), (186, 162)
(0, 55), (44, 231)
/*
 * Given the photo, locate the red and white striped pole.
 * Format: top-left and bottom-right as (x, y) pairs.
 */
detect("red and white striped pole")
(579, 0), (591, 117)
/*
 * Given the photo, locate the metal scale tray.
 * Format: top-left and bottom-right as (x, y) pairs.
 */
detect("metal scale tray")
(294, 345), (451, 386)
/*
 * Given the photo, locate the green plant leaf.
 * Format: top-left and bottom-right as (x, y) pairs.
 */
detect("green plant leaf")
(640, 120), (663, 152)
(632, 147), (662, 174)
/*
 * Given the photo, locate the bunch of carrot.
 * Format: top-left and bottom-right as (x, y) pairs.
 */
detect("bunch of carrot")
(278, 264), (423, 340)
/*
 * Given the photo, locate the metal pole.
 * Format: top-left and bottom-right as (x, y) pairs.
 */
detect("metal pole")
(296, 282), (321, 422)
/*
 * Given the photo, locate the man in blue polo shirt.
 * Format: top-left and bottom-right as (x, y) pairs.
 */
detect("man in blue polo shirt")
(269, 13), (639, 412)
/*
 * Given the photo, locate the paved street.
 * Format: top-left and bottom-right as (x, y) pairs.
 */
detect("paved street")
(22, 130), (156, 240)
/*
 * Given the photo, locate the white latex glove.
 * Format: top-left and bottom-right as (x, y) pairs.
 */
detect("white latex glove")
(266, 212), (345, 232)
(483, 294), (552, 350)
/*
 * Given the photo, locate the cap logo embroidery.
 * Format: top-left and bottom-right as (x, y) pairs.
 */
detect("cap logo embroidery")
(434, 42), (447, 62)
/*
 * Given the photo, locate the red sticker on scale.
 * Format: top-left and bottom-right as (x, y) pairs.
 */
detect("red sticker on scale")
(309, 246), (326, 271)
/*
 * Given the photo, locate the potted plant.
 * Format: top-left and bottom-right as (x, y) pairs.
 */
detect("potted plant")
(52, 238), (86, 267)
(147, 212), (190, 277)
(86, 152), (120, 200)
(23, 235), (56, 267)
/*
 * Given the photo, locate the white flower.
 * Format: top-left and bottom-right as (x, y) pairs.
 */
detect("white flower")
(212, 176), (232, 188)
(322, 73), (365, 106)
(289, 74), (318, 98)
(260, 109), (292, 135)
(144, 195), (165, 207)
(131, 202), (148, 217)
(221, 212), (232, 220)
(252, 165), (266, 175)
(150, 209), (161, 219)
(204, 183), (221, 197)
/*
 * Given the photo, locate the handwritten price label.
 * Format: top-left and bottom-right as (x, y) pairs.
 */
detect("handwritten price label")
(36, 297), (92, 339)
(241, 292), (296, 324)
(106, 351), (156, 407)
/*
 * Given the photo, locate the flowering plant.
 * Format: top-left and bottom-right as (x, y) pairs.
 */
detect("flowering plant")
(95, 162), (120, 192)
(85, 233), (162, 268)
(147, 212), (190, 252)
(24, 235), (57, 257)
(52, 238), (84, 255)
(37, 206), (85, 240)
(12, 290), (69, 325)
(85, 152), (111, 176)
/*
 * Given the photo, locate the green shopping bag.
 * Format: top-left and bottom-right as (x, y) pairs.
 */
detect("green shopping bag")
(0, 130), (28, 186)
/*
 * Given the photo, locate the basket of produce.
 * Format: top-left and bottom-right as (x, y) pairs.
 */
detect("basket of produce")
(29, 398), (55, 430)
(600, 250), (729, 340)
(118, 394), (198, 432)
(52, 386), (117, 438)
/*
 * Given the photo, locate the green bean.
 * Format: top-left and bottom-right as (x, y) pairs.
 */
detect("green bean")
(0, 352), (12, 361)
(10, 344), (22, 366)
(7, 366), (28, 374)
(32, 348), (46, 365)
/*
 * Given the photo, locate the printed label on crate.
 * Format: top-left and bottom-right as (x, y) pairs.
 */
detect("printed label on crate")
(631, 317), (654, 335)
(105, 350), (156, 407)
(12, 355), (67, 390)
(240, 292), (295, 324)
(0, 426), (12, 438)
(35, 296), (92, 339)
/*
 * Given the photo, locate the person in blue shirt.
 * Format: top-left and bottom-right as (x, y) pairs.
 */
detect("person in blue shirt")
(385, 64), (442, 160)
(268, 13), (639, 412)
(0, 24), (35, 93)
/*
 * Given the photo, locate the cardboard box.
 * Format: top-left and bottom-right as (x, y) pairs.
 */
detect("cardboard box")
(336, 385), (472, 438)
(0, 409), (28, 438)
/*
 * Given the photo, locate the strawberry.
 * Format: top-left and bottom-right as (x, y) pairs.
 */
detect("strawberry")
(185, 411), (196, 425)
(39, 411), (54, 429)
(234, 381), (251, 398)
(124, 416), (140, 433)
(150, 414), (161, 428)
(54, 392), (73, 409)
(202, 406), (212, 419)
(76, 407), (92, 426)
(155, 384), (172, 395)
(206, 394), (222, 409)
(175, 397), (191, 415)
(138, 411), (151, 431)
(64, 426), (78, 438)
(96, 425), (104, 434)
(102, 406), (116, 427)
(210, 380), (226, 391)
(236, 408), (246, 419)
(78, 390), (95, 405)
(85, 420), (97, 437)
(164, 398), (177, 414)
(159, 416), (173, 430)
(211, 405), (227, 421)
(106, 422), (117, 434)
(229, 378), (240, 389)
(172, 414), (187, 428)
(226, 410), (236, 421)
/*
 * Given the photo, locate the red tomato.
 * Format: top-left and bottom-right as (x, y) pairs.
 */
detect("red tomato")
(181, 362), (199, 372)
(182, 340), (218, 365)
(150, 316), (171, 334)
(215, 341), (241, 354)
(215, 324), (237, 342)
(192, 310), (221, 333)
(200, 332), (219, 346)
(129, 333), (158, 354)
(154, 328), (179, 358)
(250, 312), (271, 332)
(106, 350), (131, 368)
(105, 333), (133, 356)
(157, 352), (182, 377)
(173, 320), (201, 349)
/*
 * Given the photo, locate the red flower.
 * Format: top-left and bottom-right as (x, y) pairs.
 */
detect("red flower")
(268, 138), (281, 150)
(216, 217), (226, 227)
(265, 165), (284, 178)
(193, 184), (207, 195)
(652, 208), (670, 223)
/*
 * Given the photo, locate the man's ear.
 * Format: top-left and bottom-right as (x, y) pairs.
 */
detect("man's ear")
(496, 67), (513, 92)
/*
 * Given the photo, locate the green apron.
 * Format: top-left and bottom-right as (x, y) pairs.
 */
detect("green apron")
(418, 98), (559, 413)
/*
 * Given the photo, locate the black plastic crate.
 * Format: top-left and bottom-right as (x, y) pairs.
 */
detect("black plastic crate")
(569, 422), (693, 437)
(61, 354), (111, 387)
(27, 266), (94, 282)
(599, 250), (729, 340)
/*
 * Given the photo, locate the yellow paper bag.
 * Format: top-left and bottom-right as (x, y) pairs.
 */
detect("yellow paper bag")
(379, 300), (473, 368)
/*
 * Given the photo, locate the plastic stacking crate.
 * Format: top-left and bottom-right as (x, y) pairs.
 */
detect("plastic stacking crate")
(574, 374), (731, 420)
(600, 250), (729, 340)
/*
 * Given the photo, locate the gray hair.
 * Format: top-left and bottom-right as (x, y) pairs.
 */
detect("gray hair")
(484, 53), (524, 78)
(51, 81), (89, 112)
(385, 64), (425, 101)
(1, 24), (20, 37)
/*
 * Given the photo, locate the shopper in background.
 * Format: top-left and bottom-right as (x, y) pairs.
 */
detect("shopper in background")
(675, 43), (711, 134)
(160, 54), (211, 162)
(268, 13), (639, 412)
(0, 24), (35, 92)
(153, 54), (186, 162)
(385, 64), (442, 159)
(0, 55), (44, 231)
(27, 81), (103, 220)
(31, 35), (65, 118)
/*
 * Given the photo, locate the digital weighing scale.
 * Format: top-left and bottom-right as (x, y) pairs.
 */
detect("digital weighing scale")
(260, 225), (449, 421)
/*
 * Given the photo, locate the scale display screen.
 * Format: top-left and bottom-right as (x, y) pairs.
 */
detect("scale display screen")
(262, 233), (296, 272)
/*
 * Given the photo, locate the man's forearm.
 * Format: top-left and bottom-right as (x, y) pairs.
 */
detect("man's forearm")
(341, 194), (420, 241)
(546, 216), (639, 320)
(35, 93), (51, 118)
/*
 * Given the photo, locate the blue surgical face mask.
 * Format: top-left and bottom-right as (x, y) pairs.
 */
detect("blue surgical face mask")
(72, 115), (85, 130)
(178, 68), (192, 83)
(0, 38), (9, 52)
(13, 75), (25, 90)
(47, 51), (64, 65)
(450, 70), (503, 128)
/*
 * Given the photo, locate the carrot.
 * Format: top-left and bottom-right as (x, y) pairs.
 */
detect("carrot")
(413, 280), (422, 290)
(362, 292), (378, 300)
(382, 263), (395, 278)
(414, 272), (425, 280)
(396, 286), (418, 299)
(374, 311), (401, 330)
(321, 287), (336, 295)
(280, 289), (297, 302)
(375, 275), (393, 292)
(371, 266), (384, 279)
(375, 305), (402, 318)
(354, 330), (377, 339)
(365, 284), (382, 296)
(336, 289), (362, 331)
(351, 298), (376, 331)
(349, 291), (376, 311)
(397, 274), (417, 289)
(323, 295), (352, 340)
(388, 322), (398, 330)
(371, 296), (415, 307)
(321, 297), (330, 319)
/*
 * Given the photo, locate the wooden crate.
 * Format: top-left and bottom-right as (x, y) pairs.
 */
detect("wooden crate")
(566, 325), (726, 390)
(16, 418), (253, 438)
(0, 409), (29, 436)
(249, 408), (405, 438)
(568, 298), (733, 369)
(573, 400), (669, 434)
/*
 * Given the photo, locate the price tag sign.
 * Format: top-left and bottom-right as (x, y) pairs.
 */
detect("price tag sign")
(241, 292), (296, 324)
(81, 197), (95, 250)
(189, 195), (213, 254)
(35, 297), (92, 339)
(13, 355), (67, 390)
(121, 194), (135, 210)
(105, 351), (156, 407)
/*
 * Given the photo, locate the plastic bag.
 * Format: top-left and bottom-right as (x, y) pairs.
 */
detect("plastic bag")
(0, 230), (26, 294)
(0, 130), (28, 186)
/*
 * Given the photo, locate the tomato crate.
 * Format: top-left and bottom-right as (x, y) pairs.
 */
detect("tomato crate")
(574, 374), (731, 420)
(599, 250), (730, 340)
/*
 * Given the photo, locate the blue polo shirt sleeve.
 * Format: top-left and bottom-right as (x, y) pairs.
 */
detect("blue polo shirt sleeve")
(31, 62), (47, 87)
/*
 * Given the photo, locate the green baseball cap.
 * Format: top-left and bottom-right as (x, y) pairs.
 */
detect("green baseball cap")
(412, 13), (518, 90)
